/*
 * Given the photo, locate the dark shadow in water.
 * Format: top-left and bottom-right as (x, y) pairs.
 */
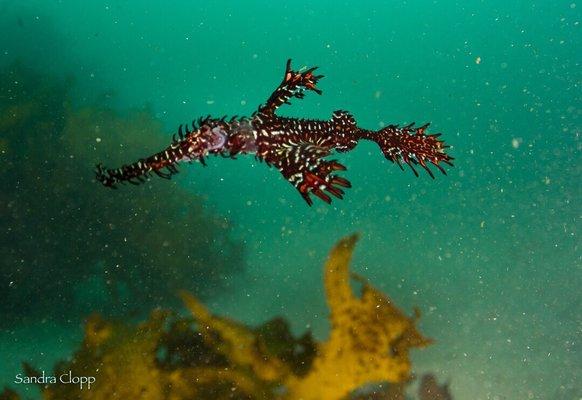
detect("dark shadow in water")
(0, 61), (245, 326)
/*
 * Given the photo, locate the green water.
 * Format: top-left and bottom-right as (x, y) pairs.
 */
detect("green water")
(0, 1), (580, 399)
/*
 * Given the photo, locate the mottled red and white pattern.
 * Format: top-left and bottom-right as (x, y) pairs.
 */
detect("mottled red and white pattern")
(96, 60), (453, 205)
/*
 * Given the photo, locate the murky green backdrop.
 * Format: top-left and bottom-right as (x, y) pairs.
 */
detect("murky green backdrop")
(1, 1), (580, 399)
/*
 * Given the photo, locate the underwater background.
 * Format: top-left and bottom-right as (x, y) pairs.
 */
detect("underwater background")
(0, 0), (580, 399)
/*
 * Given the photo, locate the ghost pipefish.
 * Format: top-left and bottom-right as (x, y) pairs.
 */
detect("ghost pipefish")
(96, 59), (453, 205)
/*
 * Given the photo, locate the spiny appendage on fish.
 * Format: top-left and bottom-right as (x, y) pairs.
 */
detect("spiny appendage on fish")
(96, 59), (453, 205)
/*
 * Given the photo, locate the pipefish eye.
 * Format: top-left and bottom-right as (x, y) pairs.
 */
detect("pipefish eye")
(208, 126), (227, 150)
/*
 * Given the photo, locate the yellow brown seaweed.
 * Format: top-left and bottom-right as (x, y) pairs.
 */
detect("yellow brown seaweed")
(286, 234), (432, 400)
(42, 311), (170, 400)
(8, 235), (435, 400)
(180, 291), (292, 383)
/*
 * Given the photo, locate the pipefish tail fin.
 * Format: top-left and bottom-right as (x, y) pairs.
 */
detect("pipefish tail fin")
(367, 123), (453, 177)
